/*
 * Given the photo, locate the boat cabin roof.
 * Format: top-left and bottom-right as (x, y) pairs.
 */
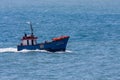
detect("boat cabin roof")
(22, 35), (37, 40)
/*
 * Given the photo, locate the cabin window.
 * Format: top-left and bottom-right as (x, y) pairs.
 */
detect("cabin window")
(22, 40), (27, 45)
(34, 40), (37, 45)
(29, 40), (32, 45)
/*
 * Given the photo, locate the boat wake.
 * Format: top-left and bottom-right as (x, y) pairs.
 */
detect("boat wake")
(0, 47), (72, 53)
(0, 48), (48, 53)
(0, 48), (18, 53)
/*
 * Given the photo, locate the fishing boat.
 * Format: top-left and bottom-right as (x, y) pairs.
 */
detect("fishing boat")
(17, 22), (70, 52)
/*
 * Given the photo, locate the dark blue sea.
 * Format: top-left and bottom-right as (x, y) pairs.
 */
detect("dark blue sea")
(0, 1), (120, 80)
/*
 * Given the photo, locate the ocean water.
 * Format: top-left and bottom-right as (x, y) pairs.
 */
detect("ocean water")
(0, 2), (120, 80)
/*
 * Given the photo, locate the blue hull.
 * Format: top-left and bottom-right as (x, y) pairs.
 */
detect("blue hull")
(17, 37), (69, 52)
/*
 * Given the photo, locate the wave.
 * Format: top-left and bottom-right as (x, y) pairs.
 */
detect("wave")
(0, 47), (72, 53)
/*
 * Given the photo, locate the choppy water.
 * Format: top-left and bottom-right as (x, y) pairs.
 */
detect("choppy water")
(0, 3), (120, 80)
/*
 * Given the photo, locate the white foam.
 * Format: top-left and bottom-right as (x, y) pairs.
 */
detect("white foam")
(0, 48), (17, 53)
(54, 50), (73, 53)
(0, 48), (49, 53)
(0, 47), (72, 53)
(19, 49), (48, 53)
(66, 50), (72, 53)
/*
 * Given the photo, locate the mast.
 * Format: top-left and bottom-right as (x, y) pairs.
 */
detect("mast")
(30, 22), (33, 35)
(27, 21), (34, 35)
